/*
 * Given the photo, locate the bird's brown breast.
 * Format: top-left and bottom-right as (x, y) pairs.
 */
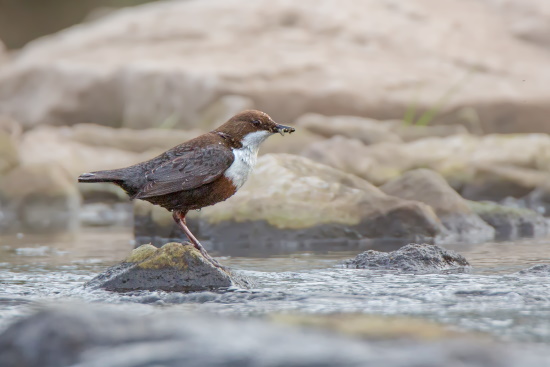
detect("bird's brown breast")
(142, 175), (237, 213)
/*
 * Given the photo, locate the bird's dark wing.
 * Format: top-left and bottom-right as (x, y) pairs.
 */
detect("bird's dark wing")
(134, 144), (234, 199)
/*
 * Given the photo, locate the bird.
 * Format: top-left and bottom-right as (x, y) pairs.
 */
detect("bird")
(78, 110), (295, 268)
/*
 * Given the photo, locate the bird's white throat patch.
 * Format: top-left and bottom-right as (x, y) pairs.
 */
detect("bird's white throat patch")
(224, 130), (272, 189)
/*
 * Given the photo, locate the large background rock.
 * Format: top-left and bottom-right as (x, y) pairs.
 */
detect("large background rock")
(1, 0), (550, 132)
(0, 163), (81, 233)
(380, 169), (494, 243)
(302, 133), (550, 197)
(135, 154), (443, 250)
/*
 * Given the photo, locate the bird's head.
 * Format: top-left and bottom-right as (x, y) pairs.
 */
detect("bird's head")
(215, 110), (295, 149)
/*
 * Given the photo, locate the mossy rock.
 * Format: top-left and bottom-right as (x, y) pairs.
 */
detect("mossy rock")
(85, 242), (251, 292)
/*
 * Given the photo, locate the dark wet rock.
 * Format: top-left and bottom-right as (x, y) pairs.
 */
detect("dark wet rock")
(504, 184), (550, 217)
(2, 304), (550, 367)
(468, 201), (549, 240)
(380, 169), (495, 244)
(134, 154), (443, 250)
(517, 264), (550, 276)
(85, 242), (250, 292)
(343, 243), (470, 273)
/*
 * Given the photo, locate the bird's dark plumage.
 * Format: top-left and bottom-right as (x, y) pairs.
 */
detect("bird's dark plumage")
(78, 110), (295, 267)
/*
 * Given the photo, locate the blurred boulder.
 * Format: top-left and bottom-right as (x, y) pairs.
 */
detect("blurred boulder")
(0, 133), (19, 176)
(461, 164), (550, 201)
(272, 313), (468, 341)
(296, 113), (402, 145)
(198, 95), (254, 131)
(67, 123), (203, 153)
(260, 128), (325, 156)
(0, 163), (81, 233)
(135, 154), (443, 249)
(302, 136), (407, 186)
(343, 243), (470, 273)
(296, 114), (469, 145)
(1, 0), (550, 132)
(481, 0), (550, 49)
(390, 123), (469, 142)
(79, 202), (132, 227)
(19, 126), (155, 176)
(520, 183), (550, 216)
(381, 169), (494, 243)
(5, 304), (547, 367)
(85, 242), (249, 292)
(468, 201), (549, 240)
(303, 133), (550, 197)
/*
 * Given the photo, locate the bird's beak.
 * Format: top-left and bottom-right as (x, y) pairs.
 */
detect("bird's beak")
(275, 124), (295, 136)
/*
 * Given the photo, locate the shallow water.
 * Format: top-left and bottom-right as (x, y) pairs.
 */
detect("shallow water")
(1, 228), (550, 344)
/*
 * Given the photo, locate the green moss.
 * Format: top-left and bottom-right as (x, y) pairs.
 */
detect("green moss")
(125, 244), (158, 263)
(136, 242), (202, 270)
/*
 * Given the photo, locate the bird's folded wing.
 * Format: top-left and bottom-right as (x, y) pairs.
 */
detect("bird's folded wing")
(134, 145), (234, 199)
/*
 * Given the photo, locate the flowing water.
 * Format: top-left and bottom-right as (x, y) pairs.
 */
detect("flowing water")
(1, 227), (550, 344)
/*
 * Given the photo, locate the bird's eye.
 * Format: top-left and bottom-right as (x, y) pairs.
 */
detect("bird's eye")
(251, 119), (261, 126)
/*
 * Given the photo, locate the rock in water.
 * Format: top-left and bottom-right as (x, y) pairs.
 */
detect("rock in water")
(343, 243), (470, 273)
(85, 242), (248, 291)
(517, 264), (550, 276)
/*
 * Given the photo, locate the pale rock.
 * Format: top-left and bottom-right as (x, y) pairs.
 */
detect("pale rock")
(0, 0), (549, 133)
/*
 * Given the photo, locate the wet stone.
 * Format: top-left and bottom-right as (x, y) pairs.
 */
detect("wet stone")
(517, 264), (550, 276)
(85, 242), (251, 292)
(343, 243), (470, 273)
(468, 201), (549, 240)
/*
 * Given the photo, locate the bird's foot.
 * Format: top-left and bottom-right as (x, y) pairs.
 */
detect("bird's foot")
(173, 211), (226, 271)
(190, 240), (225, 270)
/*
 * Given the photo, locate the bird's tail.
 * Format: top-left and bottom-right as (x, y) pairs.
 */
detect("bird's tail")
(78, 169), (124, 183)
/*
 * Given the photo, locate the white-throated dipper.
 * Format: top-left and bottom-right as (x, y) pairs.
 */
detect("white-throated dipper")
(78, 110), (295, 267)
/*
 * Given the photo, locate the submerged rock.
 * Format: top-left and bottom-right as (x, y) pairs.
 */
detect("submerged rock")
(85, 242), (249, 292)
(343, 243), (470, 273)
(380, 169), (494, 243)
(1, 304), (550, 367)
(135, 154), (443, 250)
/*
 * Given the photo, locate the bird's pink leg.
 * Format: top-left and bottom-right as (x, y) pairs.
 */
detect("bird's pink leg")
(173, 211), (224, 269)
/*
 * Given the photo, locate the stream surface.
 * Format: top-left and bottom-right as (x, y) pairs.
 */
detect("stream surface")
(1, 227), (550, 344)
